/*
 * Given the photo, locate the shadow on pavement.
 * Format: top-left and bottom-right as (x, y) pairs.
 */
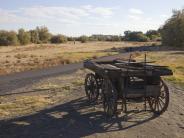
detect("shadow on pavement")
(0, 97), (158, 138)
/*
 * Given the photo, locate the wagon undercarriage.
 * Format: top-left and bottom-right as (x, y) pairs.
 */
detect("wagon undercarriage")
(84, 56), (173, 116)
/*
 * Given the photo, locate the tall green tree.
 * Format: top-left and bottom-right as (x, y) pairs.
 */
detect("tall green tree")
(36, 26), (51, 43)
(18, 29), (31, 45)
(161, 9), (184, 47)
(30, 30), (39, 43)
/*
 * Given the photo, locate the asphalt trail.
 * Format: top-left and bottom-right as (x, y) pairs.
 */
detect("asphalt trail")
(0, 53), (129, 95)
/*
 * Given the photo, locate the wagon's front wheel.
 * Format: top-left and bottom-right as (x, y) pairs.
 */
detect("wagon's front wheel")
(102, 79), (117, 116)
(148, 79), (169, 115)
(85, 73), (99, 103)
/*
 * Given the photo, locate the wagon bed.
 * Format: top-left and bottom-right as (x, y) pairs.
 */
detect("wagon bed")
(84, 59), (173, 77)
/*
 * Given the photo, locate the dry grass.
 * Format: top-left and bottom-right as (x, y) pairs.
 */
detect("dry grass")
(135, 51), (184, 88)
(0, 41), (155, 75)
(0, 95), (53, 118)
(0, 69), (87, 120)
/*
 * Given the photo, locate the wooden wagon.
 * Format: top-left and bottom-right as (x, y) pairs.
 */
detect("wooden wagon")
(84, 55), (173, 116)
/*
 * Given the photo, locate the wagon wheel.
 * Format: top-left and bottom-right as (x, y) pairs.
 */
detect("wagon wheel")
(102, 78), (117, 116)
(148, 79), (169, 115)
(95, 75), (104, 99)
(85, 73), (99, 103)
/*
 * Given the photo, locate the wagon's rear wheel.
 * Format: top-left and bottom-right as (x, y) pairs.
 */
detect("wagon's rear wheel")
(102, 79), (117, 116)
(148, 79), (169, 115)
(85, 73), (99, 103)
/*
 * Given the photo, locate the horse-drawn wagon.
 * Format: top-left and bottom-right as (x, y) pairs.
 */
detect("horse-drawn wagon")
(84, 55), (173, 116)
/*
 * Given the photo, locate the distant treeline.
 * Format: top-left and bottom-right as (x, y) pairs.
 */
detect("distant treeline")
(0, 27), (161, 46)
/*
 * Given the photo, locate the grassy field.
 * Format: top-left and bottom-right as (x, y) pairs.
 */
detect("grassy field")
(0, 69), (87, 119)
(135, 51), (184, 88)
(0, 41), (156, 75)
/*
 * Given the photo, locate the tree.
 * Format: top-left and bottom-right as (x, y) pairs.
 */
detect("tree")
(50, 34), (68, 43)
(18, 29), (31, 45)
(67, 37), (74, 41)
(36, 26), (51, 43)
(161, 9), (184, 47)
(110, 35), (122, 41)
(0, 31), (18, 46)
(30, 30), (39, 43)
(146, 30), (161, 41)
(79, 35), (88, 43)
(124, 31), (149, 42)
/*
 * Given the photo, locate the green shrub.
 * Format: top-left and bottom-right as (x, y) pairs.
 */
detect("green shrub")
(89, 35), (122, 41)
(67, 37), (75, 41)
(146, 30), (161, 41)
(124, 31), (150, 42)
(79, 35), (88, 43)
(0, 31), (19, 46)
(50, 35), (68, 43)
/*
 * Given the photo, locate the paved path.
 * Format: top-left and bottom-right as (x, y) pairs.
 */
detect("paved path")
(0, 53), (129, 95)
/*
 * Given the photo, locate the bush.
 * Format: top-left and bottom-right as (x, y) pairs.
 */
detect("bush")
(89, 35), (122, 41)
(146, 30), (161, 41)
(36, 26), (51, 43)
(110, 35), (122, 41)
(124, 31), (150, 42)
(0, 31), (18, 46)
(79, 35), (88, 43)
(161, 9), (184, 47)
(18, 29), (31, 45)
(67, 37), (75, 41)
(50, 35), (68, 43)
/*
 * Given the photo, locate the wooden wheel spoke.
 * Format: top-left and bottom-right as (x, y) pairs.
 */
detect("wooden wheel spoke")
(158, 100), (163, 110)
(153, 99), (157, 111)
(159, 97), (165, 105)
(150, 98), (155, 106)
(148, 79), (169, 115)
(156, 100), (160, 111)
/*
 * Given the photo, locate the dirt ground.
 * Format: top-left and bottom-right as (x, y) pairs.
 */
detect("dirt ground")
(0, 69), (183, 138)
(0, 41), (156, 75)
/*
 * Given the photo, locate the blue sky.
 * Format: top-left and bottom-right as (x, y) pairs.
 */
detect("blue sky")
(0, 0), (184, 36)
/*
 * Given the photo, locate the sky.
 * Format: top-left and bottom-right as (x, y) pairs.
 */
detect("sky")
(0, 0), (184, 36)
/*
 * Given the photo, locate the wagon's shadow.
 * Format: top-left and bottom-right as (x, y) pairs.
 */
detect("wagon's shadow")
(0, 97), (157, 138)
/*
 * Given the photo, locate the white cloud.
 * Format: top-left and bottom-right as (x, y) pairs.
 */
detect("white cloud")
(88, 7), (114, 17)
(81, 5), (93, 10)
(128, 15), (141, 20)
(21, 6), (89, 20)
(0, 8), (30, 23)
(23, 5), (114, 22)
(129, 8), (143, 15)
(128, 8), (145, 22)
(0, 5), (115, 25)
